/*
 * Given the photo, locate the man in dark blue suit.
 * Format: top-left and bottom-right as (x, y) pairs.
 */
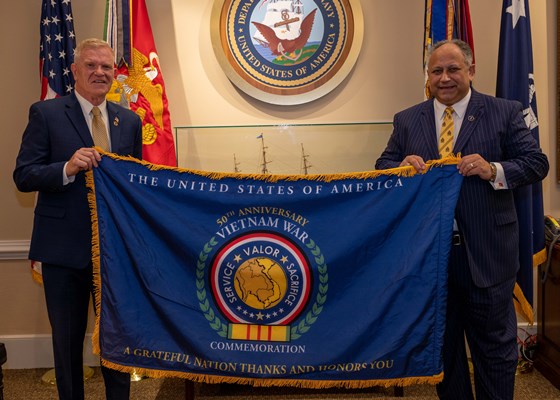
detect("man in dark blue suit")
(14, 38), (142, 400)
(375, 40), (548, 400)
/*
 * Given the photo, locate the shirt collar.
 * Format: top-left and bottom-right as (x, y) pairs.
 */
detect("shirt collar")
(434, 89), (471, 120)
(74, 91), (108, 116)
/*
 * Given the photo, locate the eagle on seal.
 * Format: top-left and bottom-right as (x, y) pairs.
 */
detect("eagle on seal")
(252, 8), (318, 57)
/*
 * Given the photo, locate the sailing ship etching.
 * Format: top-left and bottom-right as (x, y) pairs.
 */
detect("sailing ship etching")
(251, 0), (319, 65)
(234, 133), (313, 175)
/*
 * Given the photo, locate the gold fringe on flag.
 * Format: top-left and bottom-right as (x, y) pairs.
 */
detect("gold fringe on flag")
(512, 247), (547, 325)
(513, 283), (534, 325)
(93, 148), (461, 183)
(100, 356), (444, 389)
(85, 167), (103, 356)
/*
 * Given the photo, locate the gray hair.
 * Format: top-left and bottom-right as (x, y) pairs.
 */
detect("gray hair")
(74, 38), (114, 63)
(429, 39), (474, 68)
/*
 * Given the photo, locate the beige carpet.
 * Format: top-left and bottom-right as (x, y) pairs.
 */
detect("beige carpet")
(3, 367), (560, 399)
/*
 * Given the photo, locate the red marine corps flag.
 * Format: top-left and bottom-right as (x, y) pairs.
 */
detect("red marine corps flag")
(104, 0), (177, 166)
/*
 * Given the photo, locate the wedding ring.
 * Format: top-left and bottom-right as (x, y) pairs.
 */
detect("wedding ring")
(469, 163), (474, 168)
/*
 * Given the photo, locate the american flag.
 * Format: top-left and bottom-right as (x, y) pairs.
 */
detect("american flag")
(40, 0), (76, 100)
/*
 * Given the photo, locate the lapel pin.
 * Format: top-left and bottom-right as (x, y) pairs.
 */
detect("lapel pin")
(113, 117), (119, 126)
(468, 115), (475, 122)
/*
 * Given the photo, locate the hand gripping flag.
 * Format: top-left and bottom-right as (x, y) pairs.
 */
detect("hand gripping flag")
(104, 0), (177, 166)
(496, 0), (546, 324)
(87, 153), (463, 388)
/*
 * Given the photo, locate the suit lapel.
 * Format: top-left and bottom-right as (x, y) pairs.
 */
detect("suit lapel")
(107, 102), (123, 153)
(454, 91), (484, 154)
(419, 100), (439, 160)
(64, 93), (94, 147)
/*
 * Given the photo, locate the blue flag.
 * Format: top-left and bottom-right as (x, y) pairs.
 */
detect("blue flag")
(496, 0), (545, 324)
(87, 154), (463, 388)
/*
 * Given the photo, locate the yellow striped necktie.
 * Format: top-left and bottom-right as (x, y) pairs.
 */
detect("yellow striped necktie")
(439, 106), (454, 158)
(91, 106), (110, 151)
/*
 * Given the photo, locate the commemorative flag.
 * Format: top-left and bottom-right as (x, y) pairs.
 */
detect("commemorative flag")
(104, 0), (177, 166)
(87, 153), (463, 387)
(496, 0), (545, 324)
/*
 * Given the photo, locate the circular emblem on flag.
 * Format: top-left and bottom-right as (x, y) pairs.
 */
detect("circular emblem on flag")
(211, 232), (312, 325)
(211, 0), (364, 105)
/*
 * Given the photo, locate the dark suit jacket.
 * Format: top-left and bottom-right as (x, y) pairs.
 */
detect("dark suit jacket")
(14, 92), (143, 269)
(375, 90), (548, 288)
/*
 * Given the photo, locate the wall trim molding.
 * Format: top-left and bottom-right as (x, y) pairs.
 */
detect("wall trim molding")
(0, 334), (99, 369)
(0, 240), (30, 261)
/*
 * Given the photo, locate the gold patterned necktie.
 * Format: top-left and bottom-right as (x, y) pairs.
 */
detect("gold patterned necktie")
(438, 106), (454, 158)
(91, 106), (110, 151)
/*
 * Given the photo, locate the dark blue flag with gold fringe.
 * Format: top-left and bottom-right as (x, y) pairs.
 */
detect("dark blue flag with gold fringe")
(87, 153), (463, 388)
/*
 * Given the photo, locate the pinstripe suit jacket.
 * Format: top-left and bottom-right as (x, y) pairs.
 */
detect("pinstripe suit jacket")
(14, 92), (143, 269)
(375, 90), (549, 288)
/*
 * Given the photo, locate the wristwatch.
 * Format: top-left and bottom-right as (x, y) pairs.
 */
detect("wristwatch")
(489, 162), (497, 182)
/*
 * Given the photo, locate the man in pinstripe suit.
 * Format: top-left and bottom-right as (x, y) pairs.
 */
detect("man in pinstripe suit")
(375, 40), (548, 399)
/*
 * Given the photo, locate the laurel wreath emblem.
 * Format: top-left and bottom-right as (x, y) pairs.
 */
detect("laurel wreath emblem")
(196, 236), (328, 340)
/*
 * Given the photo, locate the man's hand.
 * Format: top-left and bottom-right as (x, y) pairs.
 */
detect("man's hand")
(66, 148), (102, 177)
(457, 154), (493, 180)
(400, 155), (426, 173)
